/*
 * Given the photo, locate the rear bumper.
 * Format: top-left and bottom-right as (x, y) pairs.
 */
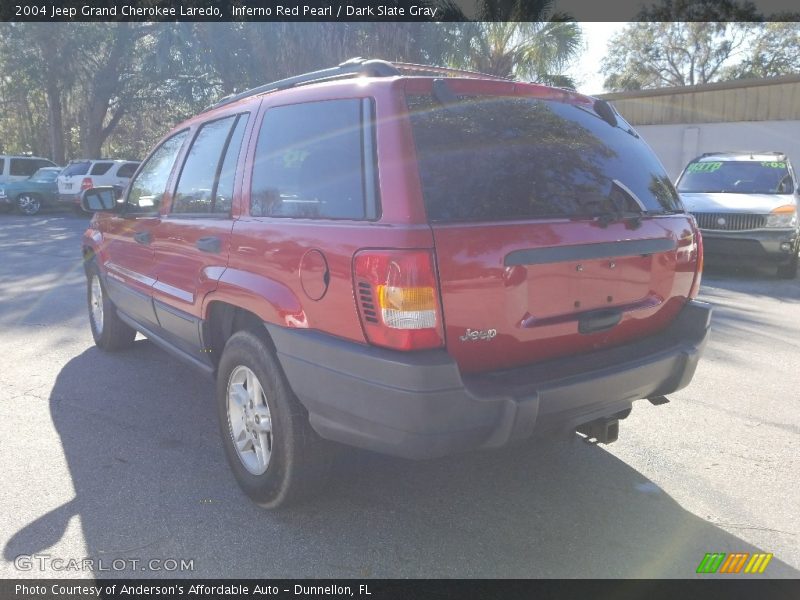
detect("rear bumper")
(267, 300), (711, 459)
(701, 229), (798, 263)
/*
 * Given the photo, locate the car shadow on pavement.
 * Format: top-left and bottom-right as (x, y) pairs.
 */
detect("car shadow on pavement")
(4, 343), (798, 579)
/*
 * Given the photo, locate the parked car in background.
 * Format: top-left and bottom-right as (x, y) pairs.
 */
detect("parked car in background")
(80, 58), (709, 508)
(0, 167), (61, 215)
(677, 152), (800, 278)
(0, 155), (58, 186)
(57, 159), (139, 210)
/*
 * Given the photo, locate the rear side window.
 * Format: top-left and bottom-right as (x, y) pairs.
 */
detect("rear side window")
(62, 161), (91, 176)
(407, 94), (683, 222)
(10, 159), (41, 177)
(678, 160), (794, 194)
(172, 114), (248, 215)
(215, 116), (249, 214)
(0, 159), (5, 174)
(116, 162), (139, 178)
(90, 162), (113, 176)
(126, 131), (188, 213)
(250, 98), (376, 220)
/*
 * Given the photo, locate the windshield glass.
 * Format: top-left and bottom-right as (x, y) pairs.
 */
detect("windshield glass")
(677, 160), (793, 194)
(406, 94), (683, 222)
(32, 169), (58, 181)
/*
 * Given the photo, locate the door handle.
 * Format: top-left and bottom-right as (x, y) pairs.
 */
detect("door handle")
(578, 309), (622, 335)
(134, 231), (152, 245)
(196, 236), (221, 253)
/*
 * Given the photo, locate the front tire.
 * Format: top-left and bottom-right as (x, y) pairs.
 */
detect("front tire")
(17, 194), (41, 216)
(216, 330), (334, 508)
(87, 265), (136, 350)
(777, 243), (799, 279)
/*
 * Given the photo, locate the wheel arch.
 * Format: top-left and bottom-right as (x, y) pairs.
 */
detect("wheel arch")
(203, 300), (278, 370)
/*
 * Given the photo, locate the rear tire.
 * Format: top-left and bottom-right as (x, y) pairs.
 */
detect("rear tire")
(216, 329), (335, 508)
(87, 264), (136, 350)
(777, 244), (799, 279)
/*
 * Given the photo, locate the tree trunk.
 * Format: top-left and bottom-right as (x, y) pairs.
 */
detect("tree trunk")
(45, 83), (65, 165)
(80, 23), (135, 157)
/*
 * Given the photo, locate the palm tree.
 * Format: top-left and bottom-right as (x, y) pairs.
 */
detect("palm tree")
(455, 22), (583, 88)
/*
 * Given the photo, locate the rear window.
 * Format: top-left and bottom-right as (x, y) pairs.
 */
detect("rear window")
(62, 161), (91, 176)
(90, 162), (113, 175)
(677, 160), (794, 194)
(407, 94), (683, 222)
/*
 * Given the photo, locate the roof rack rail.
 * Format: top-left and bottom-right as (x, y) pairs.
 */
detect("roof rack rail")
(206, 58), (400, 112)
(205, 58), (515, 112)
(390, 61), (511, 81)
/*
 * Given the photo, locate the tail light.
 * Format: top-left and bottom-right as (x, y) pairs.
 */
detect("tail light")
(689, 227), (704, 299)
(81, 177), (93, 191)
(353, 249), (444, 351)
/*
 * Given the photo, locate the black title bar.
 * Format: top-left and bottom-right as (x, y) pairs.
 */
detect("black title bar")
(3, 579), (800, 600)
(2, 0), (800, 22)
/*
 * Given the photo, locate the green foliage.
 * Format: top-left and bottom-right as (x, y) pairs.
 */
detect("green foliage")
(0, 22), (580, 162)
(601, 0), (800, 92)
(720, 23), (800, 79)
(452, 22), (582, 87)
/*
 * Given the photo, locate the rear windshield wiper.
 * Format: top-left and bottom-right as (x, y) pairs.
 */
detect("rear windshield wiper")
(596, 180), (649, 229)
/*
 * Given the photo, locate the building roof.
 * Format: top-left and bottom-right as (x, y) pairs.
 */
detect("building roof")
(598, 74), (800, 125)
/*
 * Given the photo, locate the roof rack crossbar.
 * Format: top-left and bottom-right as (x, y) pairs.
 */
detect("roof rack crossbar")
(206, 58), (399, 112)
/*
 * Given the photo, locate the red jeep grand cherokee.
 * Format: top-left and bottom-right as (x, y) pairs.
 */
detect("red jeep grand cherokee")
(81, 59), (710, 507)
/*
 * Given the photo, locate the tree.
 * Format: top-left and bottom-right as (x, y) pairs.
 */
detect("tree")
(601, 22), (753, 91)
(721, 22), (800, 79)
(0, 24), (82, 163)
(454, 22), (582, 86)
(600, 0), (800, 92)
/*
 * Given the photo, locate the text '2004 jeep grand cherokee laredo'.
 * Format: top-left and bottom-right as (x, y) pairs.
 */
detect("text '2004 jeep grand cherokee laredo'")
(81, 59), (710, 508)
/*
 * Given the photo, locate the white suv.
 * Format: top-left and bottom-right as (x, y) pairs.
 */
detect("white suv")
(0, 155), (58, 185)
(57, 159), (139, 209)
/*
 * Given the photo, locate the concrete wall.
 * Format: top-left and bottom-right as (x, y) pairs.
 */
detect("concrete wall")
(635, 120), (800, 181)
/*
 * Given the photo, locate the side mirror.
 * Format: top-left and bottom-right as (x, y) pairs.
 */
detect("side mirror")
(81, 187), (119, 212)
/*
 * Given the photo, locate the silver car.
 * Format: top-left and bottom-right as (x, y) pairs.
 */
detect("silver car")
(676, 152), (799, 278)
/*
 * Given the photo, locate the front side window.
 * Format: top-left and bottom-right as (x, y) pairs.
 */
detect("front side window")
(126, 131), (188, 213)
(250, 99), (374, 220)
(407, 94), (683, 222)
(677, 160), (794, 195)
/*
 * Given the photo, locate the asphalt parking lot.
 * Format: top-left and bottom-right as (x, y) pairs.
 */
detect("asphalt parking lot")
(0, 213), (798, 579)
